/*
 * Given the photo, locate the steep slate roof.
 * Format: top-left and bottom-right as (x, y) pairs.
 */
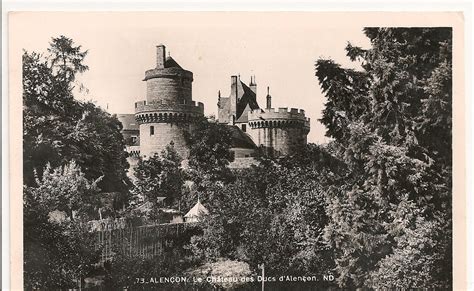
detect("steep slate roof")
(117, 114), (139, 131)
(235, 104), (253, 123)
(164, 56), (183, 69)
(184, 200), (209, 218)
(236, 81), (260, 121)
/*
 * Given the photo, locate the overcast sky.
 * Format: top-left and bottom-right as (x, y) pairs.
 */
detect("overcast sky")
(12, 12), (373, 143)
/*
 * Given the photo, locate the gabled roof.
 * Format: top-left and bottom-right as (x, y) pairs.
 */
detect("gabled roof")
(184, 200), (209, 218)
(236, 81), (260, 120)
(235, 103), (252, 123)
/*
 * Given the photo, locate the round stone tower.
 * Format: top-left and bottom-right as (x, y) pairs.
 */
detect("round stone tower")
(135, 44), (204, 159)
(247, 107), (310, 156)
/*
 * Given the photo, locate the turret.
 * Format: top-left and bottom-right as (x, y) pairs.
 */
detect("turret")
(135, 44), (204, 158)
(266, 86), (272, 109)
(247, 107), (310, 156)
(250, 75), (257, 95)
(143, 44), (194, 105)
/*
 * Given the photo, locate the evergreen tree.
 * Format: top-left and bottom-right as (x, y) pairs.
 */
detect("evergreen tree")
(315, 28), (452, 288)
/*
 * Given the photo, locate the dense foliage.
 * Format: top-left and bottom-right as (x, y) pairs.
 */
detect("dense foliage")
(24, 163), (101, 289)
(23, 35), (129, 196)
(30, 160), (102, 221)
(133, 143), (184, 208)
(189, 146), (340, 287)
(315, 27), (452, 288)
(22, 28), (453, 290)
(189, 27), (452, 289)
(23, 36), (130, 289)
(187, 116), (235, 186)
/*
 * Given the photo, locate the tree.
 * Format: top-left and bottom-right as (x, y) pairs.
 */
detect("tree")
(30, 160), (102, 221)
(24, 166), (101, 289)
(23, 36), (131, 289)
(185, 259), (253, 290)
(102, 253), (182, 290)
(187, 116), (235, 187)
(189, 145), (337, 286)
(133, 143), (184, 207)
(23, 35), (130, 199)
(48, 35), (89, 85)
(315, 28), (452, 288)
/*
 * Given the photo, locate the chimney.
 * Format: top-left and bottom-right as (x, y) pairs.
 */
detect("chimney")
(156, 44), (166, 69)
(231, 75), (238, 97)
(266, 86), (272, 109)
(230, 76), (238, 118)
(250, 75), (257, 95)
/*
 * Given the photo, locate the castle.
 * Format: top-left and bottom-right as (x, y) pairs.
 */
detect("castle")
(117, 45), (310, 168)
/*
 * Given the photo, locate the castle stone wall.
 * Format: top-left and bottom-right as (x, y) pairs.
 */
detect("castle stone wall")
(134, 45), (203, 161)
(248, 107), (310, 126)
(247, 108), (310, 156)
(231, 147), (255, 158)
(135, 101), (204, 115)
(146, 77), (192, 104)
(139, 123), (191, 159)
(120, 45), (312, 166)
(249, 127), (307, 156)
(125, 145), (140, 177)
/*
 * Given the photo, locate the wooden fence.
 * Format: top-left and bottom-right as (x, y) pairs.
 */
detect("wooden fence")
(92, 221), (199, 262)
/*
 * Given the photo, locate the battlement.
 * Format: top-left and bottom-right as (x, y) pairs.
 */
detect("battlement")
(248, 107), (310, 129)
(248, 107), (310, 122)
(134, 99), (204, 125)
(135, 100), (204, 114)
(249, 107), (305, 117)
(126, 145), (140, 158)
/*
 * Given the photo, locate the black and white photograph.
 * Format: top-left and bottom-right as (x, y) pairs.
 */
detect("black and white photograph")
(5, 11), (467, 290)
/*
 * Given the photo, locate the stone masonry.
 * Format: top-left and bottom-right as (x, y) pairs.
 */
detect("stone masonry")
(118, 44), (310, 165)
(133, 44), (204, 159)
(217, 76), (310, 157)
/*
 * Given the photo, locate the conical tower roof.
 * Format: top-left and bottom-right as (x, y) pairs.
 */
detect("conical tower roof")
(164, 56), (183, 69)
